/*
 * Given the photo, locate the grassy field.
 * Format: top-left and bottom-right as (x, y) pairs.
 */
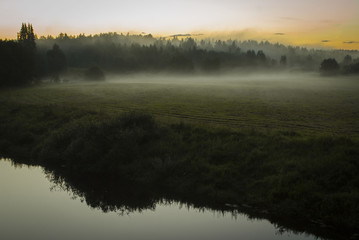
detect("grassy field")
(1, 73), (359, 137)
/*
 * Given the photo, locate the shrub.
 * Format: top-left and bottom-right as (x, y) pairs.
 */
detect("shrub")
(320, 58), (339, 75)
(84, 66), (105, 81)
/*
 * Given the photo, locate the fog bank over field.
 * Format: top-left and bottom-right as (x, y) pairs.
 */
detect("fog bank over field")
(46, 72), (359, 138)
(96, 72), (359, 91)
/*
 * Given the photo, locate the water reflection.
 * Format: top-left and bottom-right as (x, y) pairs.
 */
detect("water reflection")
(0, 158), (325, 240)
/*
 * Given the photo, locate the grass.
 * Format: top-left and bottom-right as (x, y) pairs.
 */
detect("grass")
(1, 73), (359, 238)
(1, 73), (358, 136)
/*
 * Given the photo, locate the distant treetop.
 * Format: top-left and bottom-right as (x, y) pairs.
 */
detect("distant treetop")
(17, 23), (36, 49)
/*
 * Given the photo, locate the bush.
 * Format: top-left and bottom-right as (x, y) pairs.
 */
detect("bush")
(320, 58), (339, 75)
(343, 62), (359, 75)
(84, 66), (105, 81)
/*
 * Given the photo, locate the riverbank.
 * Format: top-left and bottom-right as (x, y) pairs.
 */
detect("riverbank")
(1, 101), (358, 238)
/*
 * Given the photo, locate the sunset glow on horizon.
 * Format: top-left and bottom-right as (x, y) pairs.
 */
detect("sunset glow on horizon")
(1, 0), (358, 50)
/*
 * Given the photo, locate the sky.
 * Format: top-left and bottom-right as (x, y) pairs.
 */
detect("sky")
(0, 0), (358, 49)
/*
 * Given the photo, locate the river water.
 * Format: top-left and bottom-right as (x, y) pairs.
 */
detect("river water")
(0, 159), (321, 240)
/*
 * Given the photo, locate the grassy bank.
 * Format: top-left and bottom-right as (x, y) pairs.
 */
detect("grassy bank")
(1, 75), (359, 238)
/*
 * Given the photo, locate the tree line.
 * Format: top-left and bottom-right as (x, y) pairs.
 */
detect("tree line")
(36, 34), (273, 75)
(1, 24), (359, 87)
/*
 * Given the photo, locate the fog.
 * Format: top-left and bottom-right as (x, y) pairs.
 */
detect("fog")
(3, 28), (359, 88)
(79, 71), (358, 92)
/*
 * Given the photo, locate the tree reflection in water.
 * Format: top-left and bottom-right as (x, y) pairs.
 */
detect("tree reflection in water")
(42, 165), (346, 240)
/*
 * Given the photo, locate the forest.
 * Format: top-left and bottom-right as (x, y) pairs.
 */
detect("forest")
(1, 23), (359, 87)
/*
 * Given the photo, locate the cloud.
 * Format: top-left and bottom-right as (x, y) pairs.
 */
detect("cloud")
(343, 41), (359, 44)
(274, 33), (285, 35)
(321, 40), (330, 43)
(170, 34), (191, 37)
(167, 33), (203, 38)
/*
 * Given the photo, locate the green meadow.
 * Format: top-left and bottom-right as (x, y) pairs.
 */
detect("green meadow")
(2, 73), (359, 136)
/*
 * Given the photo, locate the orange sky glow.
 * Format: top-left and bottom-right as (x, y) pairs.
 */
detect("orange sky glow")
(0, 0), (358, 50)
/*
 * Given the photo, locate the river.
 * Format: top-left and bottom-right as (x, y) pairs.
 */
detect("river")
(0, 159), (321, 240)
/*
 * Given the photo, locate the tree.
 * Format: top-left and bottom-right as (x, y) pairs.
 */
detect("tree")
(84, 66), (105, 81)
(15, 23), (37, 83)
(320, 58), (339, 75)
(201, 56), (220, 71)
(341, 55), (352, 66)
(256, 50), (266, 64)
(245, 50), (256, 65)
(17, 23), (36, 50)
(349, 62), (359, 74)
(46, 44), (67, 82)
(343, 61), (359, 75)
(169, 54), (194, 72)
(0, 40), (25, 86)
(280, 55), (287, 67)
(180, 38), (197, 51)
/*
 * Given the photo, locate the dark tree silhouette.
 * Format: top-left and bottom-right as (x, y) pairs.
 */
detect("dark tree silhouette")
(320, 58), (339, 74)
(341, 55), (352, 66)
(169, 54), (194, 72)
(0, 40), (26, 86)
(17, 23), (36, 50)
(280, 55), (287, 66)
(180, 38), (197, 51)
(0, 23), (38, 87)
(46, 44), (67, 82)
(343, 62), (359, 74)
(256, 50), (266, 64)
(246, 50), (256, 65)
(18, 23), (37, 81)
(201, 56), (221, 71)
(84, 66), (105, 81)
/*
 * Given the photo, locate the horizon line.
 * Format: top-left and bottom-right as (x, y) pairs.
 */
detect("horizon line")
(1, 29), (359, 52)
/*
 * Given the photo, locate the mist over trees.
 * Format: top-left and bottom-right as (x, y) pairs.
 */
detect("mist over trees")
(38, 34), (357, 71)
(33, 31), (359, 75)
(36, 34), (274, 74)
(1, 24), (359, 88)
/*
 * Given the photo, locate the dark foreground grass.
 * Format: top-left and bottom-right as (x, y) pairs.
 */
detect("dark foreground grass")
(1, 101), (358, 238)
